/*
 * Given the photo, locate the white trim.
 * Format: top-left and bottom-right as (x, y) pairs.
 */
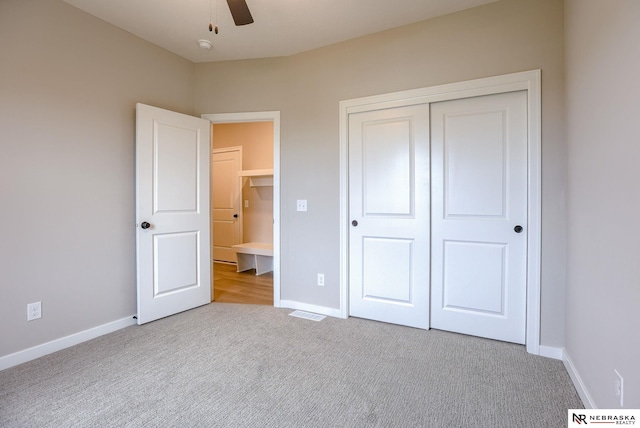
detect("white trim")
(0, 316), (136, 371)
(538, 345), (563, 360)
(279, 300), (343, 318)
(202, 111), (281, 308)
(525, 71), (542, 356)
(563, 349), (596, 409)
(339, 70), (542, 354)
(339, 100), (349, 320)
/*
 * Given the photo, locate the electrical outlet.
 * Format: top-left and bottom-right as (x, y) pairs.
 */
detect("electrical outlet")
(297, 199), (307, 212)
(615, 369), (624, 407)
(317, 273), (325, 286)
(27, 301), (42, 321)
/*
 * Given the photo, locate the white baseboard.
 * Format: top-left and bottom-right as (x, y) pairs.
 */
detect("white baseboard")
(0, 315), (137, 371)
(563, 348), (596, 409)
(538, 345), (563, 360)
(279, 300), (343, 318)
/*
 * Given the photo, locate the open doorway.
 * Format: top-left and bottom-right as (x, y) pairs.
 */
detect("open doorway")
(203, 111), (281, 308)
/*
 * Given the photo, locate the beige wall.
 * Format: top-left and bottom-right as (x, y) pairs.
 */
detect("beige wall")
(0, 0), (195, 357)
(565, 0), (640, 408)
(195, 0), (566, 347)
(213, 123), (274, 244)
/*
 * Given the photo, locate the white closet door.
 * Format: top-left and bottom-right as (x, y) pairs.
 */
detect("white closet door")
(348, 104), (430, 329)
(430, 91), (528, 344)
(212, 148), (242, 263)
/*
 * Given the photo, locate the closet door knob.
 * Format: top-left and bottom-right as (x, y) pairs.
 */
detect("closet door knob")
(514, 225), (523, 233)
(352, 220), (358, 227)
(233, 214), (238, 218)
(141, 222), (151, 229)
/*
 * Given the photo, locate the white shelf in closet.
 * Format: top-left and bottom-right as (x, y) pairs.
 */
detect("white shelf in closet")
(238, 169), (274, 187)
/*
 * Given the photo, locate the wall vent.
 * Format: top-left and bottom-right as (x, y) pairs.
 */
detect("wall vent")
(288, 310), (326, 322)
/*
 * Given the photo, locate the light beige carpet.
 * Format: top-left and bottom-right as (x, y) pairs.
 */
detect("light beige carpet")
(0, 303), (582, 427)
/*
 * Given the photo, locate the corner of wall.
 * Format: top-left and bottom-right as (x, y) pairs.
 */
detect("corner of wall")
(563, 348), (596, 409)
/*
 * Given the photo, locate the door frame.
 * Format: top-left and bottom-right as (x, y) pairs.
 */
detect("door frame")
(339, 70), (541, 355)
(202, 111), (281, 308)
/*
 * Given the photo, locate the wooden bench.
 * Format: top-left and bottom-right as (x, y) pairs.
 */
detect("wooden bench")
(232, 242), (274, 275)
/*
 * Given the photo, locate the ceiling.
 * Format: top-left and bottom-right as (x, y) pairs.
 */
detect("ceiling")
(63, 0), (498, 63)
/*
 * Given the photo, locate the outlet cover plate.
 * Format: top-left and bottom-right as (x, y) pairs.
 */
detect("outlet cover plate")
(27, 301), (42, 321)
(615, 369), (624, 407)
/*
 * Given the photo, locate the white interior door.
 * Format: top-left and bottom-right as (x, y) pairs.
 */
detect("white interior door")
(136, 103), (211, 325)
(348, 104), (430, 329)
(212, 148), (242, 263)
(430, 91), (528, 344)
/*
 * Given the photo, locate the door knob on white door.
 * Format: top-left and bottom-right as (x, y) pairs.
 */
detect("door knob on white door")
(514, 225), (523, 233)
(352, 220), (358, 227)
(141, 222), (151, 229)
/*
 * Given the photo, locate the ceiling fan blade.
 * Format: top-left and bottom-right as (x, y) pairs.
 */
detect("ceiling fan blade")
(226, 0), (254, 26)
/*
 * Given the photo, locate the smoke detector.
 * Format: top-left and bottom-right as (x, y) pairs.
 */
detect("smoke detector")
(198, 39), (212, 50)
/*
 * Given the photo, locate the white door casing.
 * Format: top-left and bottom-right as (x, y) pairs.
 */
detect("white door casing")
(136, 103), (211, 325)
(201, 111), (281, 308)
(348, 104), (430, 329)
(430, 91), (528, 344)
(339, 70), (541, 354)
(212, 147), (242, 263)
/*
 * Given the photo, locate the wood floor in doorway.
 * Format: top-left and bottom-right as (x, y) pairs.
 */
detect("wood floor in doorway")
(213, 262), (273, 305)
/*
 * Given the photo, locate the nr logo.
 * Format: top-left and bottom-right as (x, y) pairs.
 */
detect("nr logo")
(573, 413), (588, 424)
